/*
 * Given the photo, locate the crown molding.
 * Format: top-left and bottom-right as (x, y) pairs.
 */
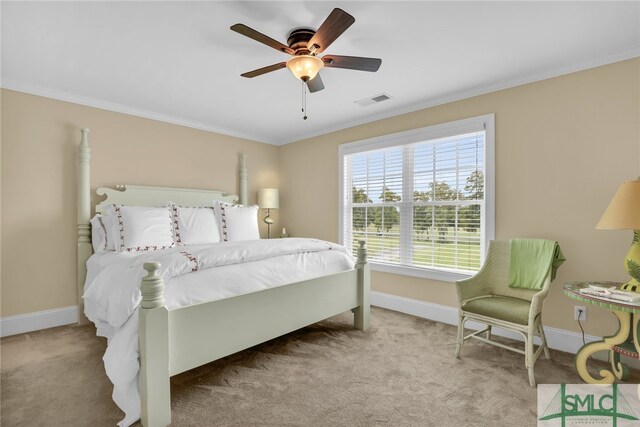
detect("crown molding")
(0, 80), (277, 145)
(282, 49), (640, 145)
(3, 49), (638, 147)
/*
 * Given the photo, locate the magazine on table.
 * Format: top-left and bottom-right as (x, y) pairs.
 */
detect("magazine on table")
(578, 284), (640, 304)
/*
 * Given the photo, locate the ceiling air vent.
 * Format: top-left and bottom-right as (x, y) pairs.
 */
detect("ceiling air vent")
(354, 93), (392, 107)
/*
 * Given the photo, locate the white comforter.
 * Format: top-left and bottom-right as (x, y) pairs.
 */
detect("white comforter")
(83, 238), (355, 427)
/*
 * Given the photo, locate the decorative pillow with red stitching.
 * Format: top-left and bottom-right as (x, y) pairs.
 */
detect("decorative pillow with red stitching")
(215, 201), (260, 242)
(111, 205), (175, 252)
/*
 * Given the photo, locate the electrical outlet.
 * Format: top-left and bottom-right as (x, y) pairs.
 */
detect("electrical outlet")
(574, 305), (587, 321)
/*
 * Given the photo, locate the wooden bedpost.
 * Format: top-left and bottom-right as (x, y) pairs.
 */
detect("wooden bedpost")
(239, 154), (248, 205)
(354, 240), (370, 330)
(77, 128), (91, 325)
(139, 262), (171, 427)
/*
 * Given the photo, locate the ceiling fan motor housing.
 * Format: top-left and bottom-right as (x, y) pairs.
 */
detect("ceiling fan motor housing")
(287, 28), (317, 55)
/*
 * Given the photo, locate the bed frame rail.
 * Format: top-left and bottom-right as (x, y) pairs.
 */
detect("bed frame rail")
(139, 242), (370, 427)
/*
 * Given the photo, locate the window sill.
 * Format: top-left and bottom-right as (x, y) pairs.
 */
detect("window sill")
(370, 262), (474, 283)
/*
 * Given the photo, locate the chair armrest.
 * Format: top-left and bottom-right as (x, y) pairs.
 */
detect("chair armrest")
(528, 276), (552, 321)
(456, 275), (490, 305)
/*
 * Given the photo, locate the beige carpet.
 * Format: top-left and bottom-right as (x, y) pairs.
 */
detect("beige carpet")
(1, 307), (627, 426)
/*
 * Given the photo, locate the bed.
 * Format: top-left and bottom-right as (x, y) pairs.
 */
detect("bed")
(75, 129), (370, 427)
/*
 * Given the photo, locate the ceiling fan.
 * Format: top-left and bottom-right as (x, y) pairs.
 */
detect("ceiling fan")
(230, 8), (382, 94)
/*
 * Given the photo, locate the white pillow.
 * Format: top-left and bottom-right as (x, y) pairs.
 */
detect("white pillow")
(90, 214), (108, 252)
(171, 205), (221, 245)
(216, 202), (260, 242)
(113, 205), (174, 252)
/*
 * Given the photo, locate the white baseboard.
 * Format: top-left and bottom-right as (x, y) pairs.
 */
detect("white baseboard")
(370, 291), (600, 355)
(0, 306), (78, 337)
(0, 295), (619, 361)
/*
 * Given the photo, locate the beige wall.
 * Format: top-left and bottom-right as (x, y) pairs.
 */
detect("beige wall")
(279, 58), (640, 337)
(2, 59), (639, 339)
(0, 89), (280, 317)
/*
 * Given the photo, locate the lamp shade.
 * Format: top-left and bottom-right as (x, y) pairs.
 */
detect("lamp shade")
(596, 179), (640, 230)
(286, 55), (324, 81)
(258, 188), (279, 209)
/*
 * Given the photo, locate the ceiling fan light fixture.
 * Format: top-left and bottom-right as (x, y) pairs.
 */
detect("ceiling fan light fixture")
(286, 55), (324, 82)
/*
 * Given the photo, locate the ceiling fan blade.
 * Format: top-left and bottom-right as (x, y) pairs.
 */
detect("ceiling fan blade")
(322, 55), (382, 72)
(307, 8), (355, 54)
(241, 62), (287, 78)
(307, 74), (325, 93)
(231, 24), (294, 55)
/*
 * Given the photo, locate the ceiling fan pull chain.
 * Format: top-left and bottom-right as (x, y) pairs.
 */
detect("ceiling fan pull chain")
(302, 81), (308, 120)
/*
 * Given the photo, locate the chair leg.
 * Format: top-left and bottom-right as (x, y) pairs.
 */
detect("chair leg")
(528, 367), (536, 387)
(486, 325), (492, 341)
(526, 327), (536, 387)
(454, 312), (465, 358)
(538, 320), (551, 360)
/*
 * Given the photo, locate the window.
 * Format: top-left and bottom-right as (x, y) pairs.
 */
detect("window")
(339, 114), (494, 281)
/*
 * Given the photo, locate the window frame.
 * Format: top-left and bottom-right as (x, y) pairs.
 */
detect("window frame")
(338, 114), (495, 282)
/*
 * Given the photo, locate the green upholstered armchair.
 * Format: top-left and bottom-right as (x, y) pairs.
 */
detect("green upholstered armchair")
(454, 240), (553, 387)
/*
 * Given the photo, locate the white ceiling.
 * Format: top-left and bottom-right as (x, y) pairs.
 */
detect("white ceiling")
(2, 1), (639, 145)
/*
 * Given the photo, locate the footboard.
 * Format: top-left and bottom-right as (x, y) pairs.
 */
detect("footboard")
(138, 241), (370, 427)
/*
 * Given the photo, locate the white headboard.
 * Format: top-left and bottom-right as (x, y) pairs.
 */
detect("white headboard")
(95, 185), (238, 213)
(76, 128), (248, 323)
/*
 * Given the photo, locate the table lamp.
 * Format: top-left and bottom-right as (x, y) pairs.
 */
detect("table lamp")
(596, 179), (640, 292)
(258, 188), (279, 239)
